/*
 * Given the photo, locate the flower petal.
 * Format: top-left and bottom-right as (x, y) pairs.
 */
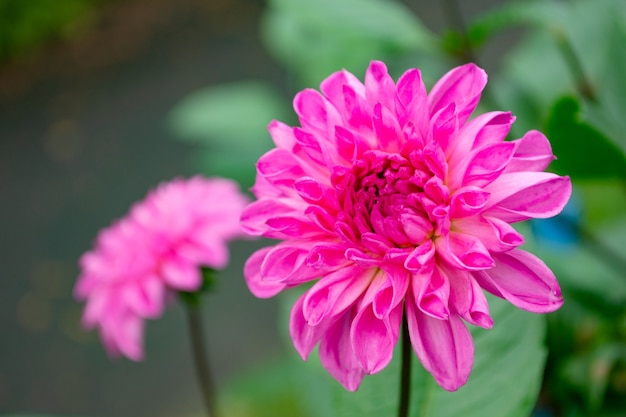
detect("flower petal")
(406, 301), (474, 391)
(244, 247), (286, 298)
(302, 266), (373, 325)
(351, 302), (402, 374)
(505, 130), (555, 173)
(473, 249), (563, 313)
(484, 172), (572, 222)
(428, 63), (487, 125)
(161, 257), (201, 291)
(319, 309), (365, 391)
(290, 294), (333, 359)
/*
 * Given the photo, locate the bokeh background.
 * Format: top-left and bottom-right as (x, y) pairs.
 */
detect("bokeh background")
(1, 1), (625, 417)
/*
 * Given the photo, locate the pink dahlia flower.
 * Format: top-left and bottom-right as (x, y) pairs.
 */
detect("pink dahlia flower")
(75, 176), (248, 360)
(241, 61), (571, 391)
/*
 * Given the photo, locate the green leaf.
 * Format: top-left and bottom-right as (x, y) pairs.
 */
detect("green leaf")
(228, 291), (547, 417)
(488, 0), (626, 142)
(545, 96), (626, 180)
(168, 81), (289, 145)
(261, 0), (436, 86)
(168, 81), (290, 187)
(298, 295), (547, 417)
(585, 13), (626, 151)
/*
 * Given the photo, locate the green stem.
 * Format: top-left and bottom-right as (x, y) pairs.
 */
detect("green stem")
(185, 304), (217, 417)
(398, 312), (412, 417)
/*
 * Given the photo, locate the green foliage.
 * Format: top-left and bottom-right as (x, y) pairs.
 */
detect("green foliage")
(168, 81), (291, 189)
(545, 96), (626, 180)
(532, 217), (626, 416)
(171, 0), (626, 416)
(224, 295), (547, 417)
(0, 0), (100, 62)
(178, 268), (219, 308)
(261, 0), (436, 87)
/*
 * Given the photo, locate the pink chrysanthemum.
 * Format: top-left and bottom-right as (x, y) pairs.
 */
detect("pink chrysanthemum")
(75, 176), (248, 360)
(241, 61), (571, 391)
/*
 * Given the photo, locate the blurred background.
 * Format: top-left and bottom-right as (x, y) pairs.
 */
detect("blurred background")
(1, 1), (625, 417)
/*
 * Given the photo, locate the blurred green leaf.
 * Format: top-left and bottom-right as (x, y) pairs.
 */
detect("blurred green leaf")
(562, 344), (626, 412)
(467, 1), (567, 49)
(286, 295), (546, 417)
(223, 359), (313, 417)
(489, 0), (626, 140)
(585, 13), (626, 151)
(168, 81), (290, 188)
(545, 96), (626, 180)
(169, 81), (289, 145)
(227, 292), (546, 417)
(261, 0), (436, 86)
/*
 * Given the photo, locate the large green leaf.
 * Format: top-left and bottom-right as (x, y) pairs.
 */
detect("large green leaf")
(545, 96), (626, 181)
(225, 293), (547, 417)
(261, 0), (436, 86)
(486, 0), (626, 139)
(168, 81), (289, 145)
(311, 295), (547, 417)
(168, 81), (290, 188)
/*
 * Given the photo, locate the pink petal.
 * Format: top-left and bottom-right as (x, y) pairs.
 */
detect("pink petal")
(257, 148), (306, 188)
(268, 120), (297, 149)
(319, 309), (365, 391)
(461, 141), (517, 187)
(334, 126), (370, 163)
(320, 69), (366, 115)
(447, 270), (493, 329)
(373, 265), (410, 318)
(121, 275), (164, 318)
(259, 243), (317, 284)
(505, 130), (555, 173)
(411, 266), (450, 320)
(294, 88), (341, 138)
(240, 198), (295, 236)
(447, 111), (514, 184)
(428, 63), (487, 125)
(161, 257), (201, 291)
(365, 60), (396, 111)
(428, 102), (458, 153)
(453, 216), (524, 253)
(244, 247), (286, 298)
(290, 293), (333, 360)
(473, 249), (563, 313)
(302, 266), (374, 326)
(406, 300), (474, 391)
(351, 302), (402, 374)
(484, 172), (572, 222)
(449, 186), (490, 218)
(395, 68), (428, 136)
(436, 232), (495, 271)
(373, 103), (402, 152)
(404, 240), (435, 272)
(103, 311), (144, 361)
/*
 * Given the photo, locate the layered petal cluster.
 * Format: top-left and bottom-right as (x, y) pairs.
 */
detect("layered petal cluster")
(242, 61), (571, 391)
(75, 177), (248, 360)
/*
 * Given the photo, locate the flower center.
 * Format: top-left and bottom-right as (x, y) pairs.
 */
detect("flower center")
(332, 147), (451, 257)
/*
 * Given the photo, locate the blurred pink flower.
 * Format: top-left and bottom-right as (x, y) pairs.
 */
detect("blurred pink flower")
(242, 61), (571, 391)
(75, 176), (248, 360)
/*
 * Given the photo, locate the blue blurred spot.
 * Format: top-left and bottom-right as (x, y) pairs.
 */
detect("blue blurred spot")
(530, 191), (581, 249)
